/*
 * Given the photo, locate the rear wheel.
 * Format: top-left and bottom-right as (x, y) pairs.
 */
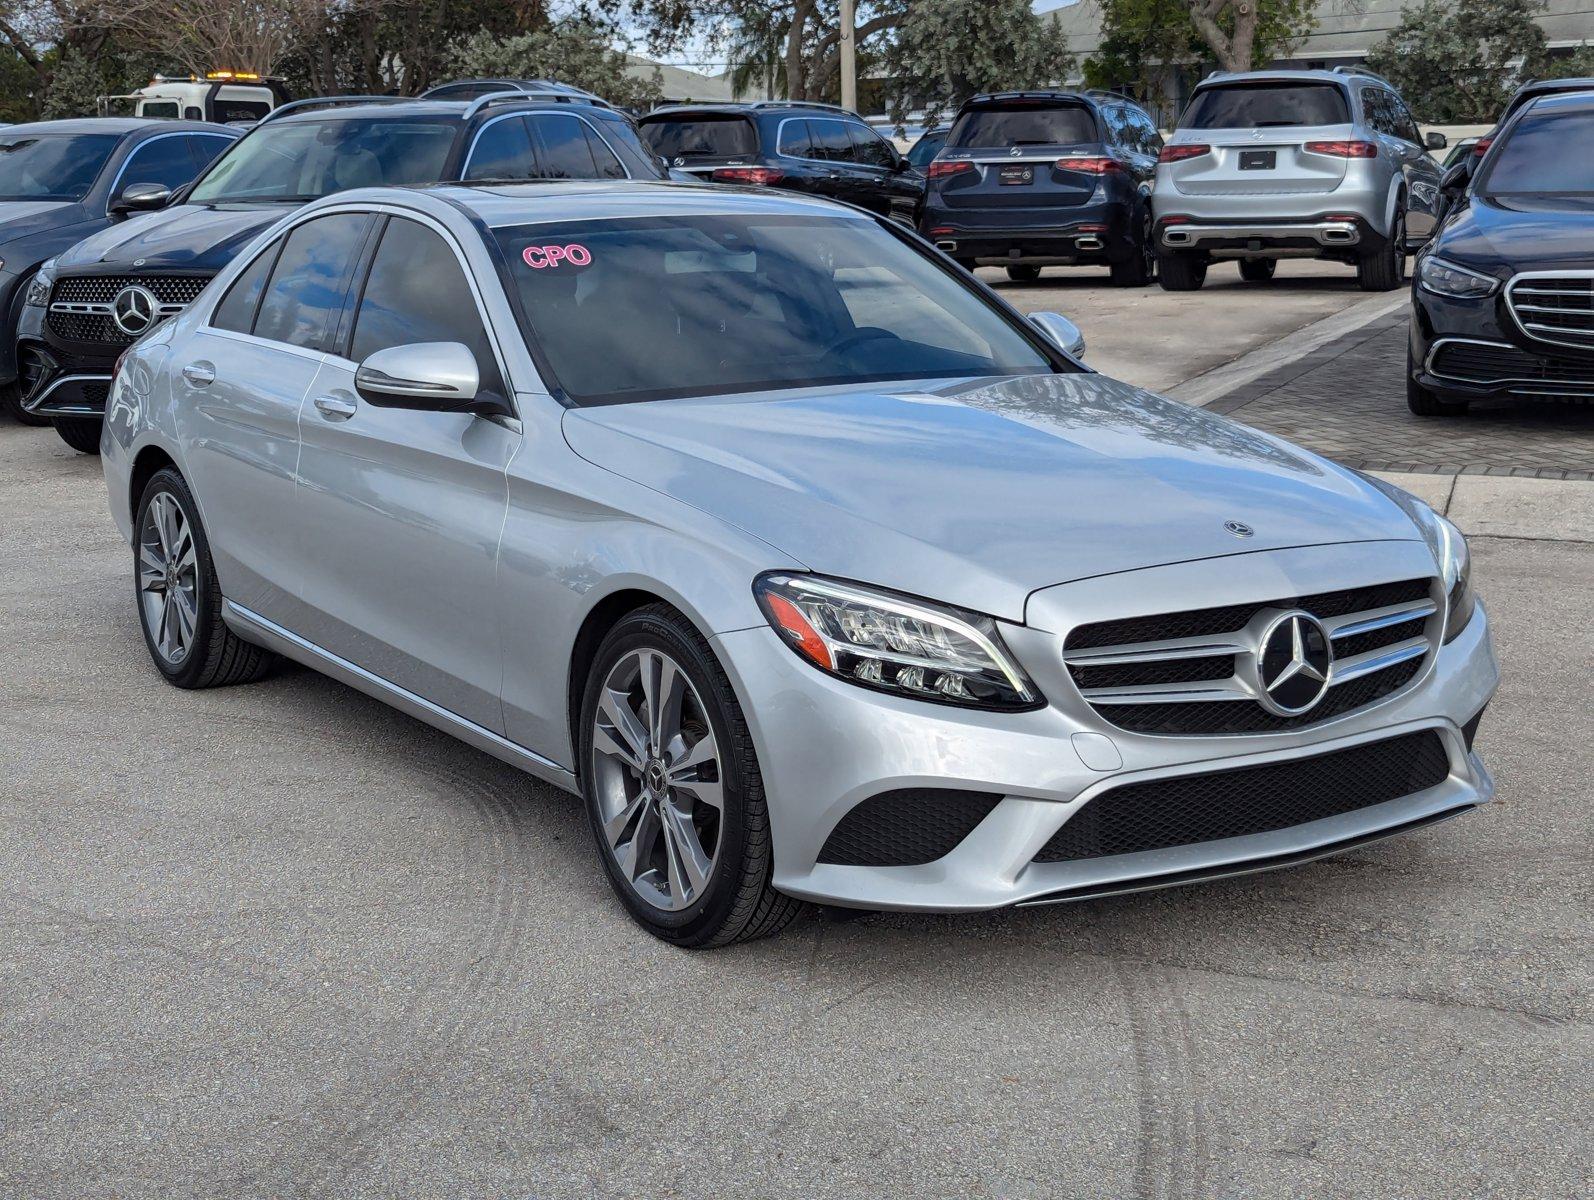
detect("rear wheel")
(1110, 212), (1155, 288)
(580, 604), (807, 947)
(1357, 207), (1406, 291)
(1, 381), (47, 426)
(1239, 258), (1277, 283)
(53, 417), (102, 455)
(1157, 252), (1206, 292)
(1005, 264), (1042, 283)
(1407, 372), (1469, 417)
(954, 257), (978, 273)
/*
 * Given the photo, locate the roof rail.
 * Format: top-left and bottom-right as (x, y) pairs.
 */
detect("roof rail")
(257, 95), (407, 125)
(461, 88), (611, 120)
(1332, 65), (1391, 85)
(745, 99), (855, 115)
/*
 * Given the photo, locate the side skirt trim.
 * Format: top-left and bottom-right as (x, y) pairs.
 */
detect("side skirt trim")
(221, 599), (580, 795)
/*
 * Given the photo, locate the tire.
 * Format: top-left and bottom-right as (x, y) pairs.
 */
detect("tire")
(1239, 258), (1277, 283)
(134, 468), (278, 689)
(1407, 372), (1469, 417)
(1, 380), (48, 426)
(1357, 207), (1406, 291)
(1109, 212), (1155, 287)
(954, 257), (978, 273)
(579, 603), (808, 948)
(53, 417), (102, 455)
(1157, 252), (1206, 292)
(1005, 264), (1042, 283)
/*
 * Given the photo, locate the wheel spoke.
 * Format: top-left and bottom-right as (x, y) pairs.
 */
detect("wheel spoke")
(614, 799), (661, 883)
(666, 729), (716, 779)
(671, 775), (723, 812)
(639, 651), (687, 752)
(138, 544), (165, 585)
(171, 586), (197, 649)
(602, 789), (648, 849)
(660, 799), (712, 900)
(597, 688), (648, 767)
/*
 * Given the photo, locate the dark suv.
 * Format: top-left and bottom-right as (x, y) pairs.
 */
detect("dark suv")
(0, 118), (236, 425)
(919, 91), (1161, 285)
(18, 94), (664, 452)
(636, 101), (924, 224)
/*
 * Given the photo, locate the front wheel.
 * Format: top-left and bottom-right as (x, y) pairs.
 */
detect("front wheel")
(53, 417), (102, 455)
(1, 381), (48, 426)
(1407, 372), (1469, 417)
(580, 605), (808, 947)
(1157, 252), (1206, 291)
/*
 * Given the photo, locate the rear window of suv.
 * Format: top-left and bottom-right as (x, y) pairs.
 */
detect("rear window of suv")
(1180, 83), (1350, 129)
(640, 115), (757, 160)
(948, 103), (1098, 148)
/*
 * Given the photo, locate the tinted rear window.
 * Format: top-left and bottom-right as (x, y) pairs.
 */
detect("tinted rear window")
(640, 116), (757, 159)
(1180, 83), (1350, 129)
(949, 104), (1098, 148)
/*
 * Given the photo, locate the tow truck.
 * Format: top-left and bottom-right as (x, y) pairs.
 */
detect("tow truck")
(98, 71), (287, 125)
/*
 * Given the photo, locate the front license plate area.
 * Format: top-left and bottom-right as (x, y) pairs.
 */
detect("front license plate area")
(1239, 150), (1276, 171)
(999, 165), (1035, 186)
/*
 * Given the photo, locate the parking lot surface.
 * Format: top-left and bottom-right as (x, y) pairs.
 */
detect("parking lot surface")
(2, 362), (1591, 1195)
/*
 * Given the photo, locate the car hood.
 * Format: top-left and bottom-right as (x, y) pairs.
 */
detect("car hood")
(562, 372), (1423, 622)
(1436, 193), (1594, 274)
(0, 200), (79, 240)
(51, 203), (284, 272)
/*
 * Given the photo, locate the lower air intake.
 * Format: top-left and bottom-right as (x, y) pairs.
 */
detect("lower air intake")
(1034, 730), (1450, 864)
(818, 789), (1004, 867)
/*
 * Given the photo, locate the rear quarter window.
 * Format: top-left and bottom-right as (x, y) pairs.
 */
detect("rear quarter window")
(1179, 83), (1350, 129)
(949, 103), (1099, 148)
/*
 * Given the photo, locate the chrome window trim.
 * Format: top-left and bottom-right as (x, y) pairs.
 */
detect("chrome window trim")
(104, 130), (237, 213)
(1503, 269), (1594, 352)
(462, 110), (632, 181)
(773, 115), (867, 167)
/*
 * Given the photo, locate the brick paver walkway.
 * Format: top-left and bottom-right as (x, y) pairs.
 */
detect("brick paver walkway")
(1207, 312), (1594, 480)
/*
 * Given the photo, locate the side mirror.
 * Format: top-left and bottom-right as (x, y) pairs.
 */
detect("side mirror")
(354, 341), (507, 417)
(1440, 161), (1472, 194)
(1424, 131), (1448, 151)
(110, 181), (172, 217)
(1029, 311), (1086, 360)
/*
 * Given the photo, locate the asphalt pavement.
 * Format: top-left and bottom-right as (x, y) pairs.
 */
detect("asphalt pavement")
(1, 308), (1590, 1197)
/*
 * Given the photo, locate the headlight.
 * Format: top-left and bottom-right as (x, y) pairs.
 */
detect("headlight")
(753, 573), (1041, 710)
(1418, 255), (1498, 300)
(24, 261), (53, 306)
(1362, 475), (1476, 642)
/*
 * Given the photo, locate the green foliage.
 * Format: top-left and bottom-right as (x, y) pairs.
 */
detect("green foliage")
(1367, 0), (1549, 122)
(887, 0), (1072, 124)
(441, 18), (663, 109)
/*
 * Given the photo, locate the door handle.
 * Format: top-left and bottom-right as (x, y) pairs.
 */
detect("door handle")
(313, 395), (357, 421)
(181, 362), (215, 387)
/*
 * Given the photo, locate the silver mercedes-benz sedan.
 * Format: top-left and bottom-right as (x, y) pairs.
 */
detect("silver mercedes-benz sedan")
(101, 181), (1498, 946)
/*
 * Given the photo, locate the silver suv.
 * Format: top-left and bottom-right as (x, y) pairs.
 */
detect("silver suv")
(1152, 68), (1446, 291)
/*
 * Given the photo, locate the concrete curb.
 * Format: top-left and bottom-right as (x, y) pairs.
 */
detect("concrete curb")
(1374, 471), (1594, 543)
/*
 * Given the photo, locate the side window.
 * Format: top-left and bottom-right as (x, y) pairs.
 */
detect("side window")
(1102, 105), (1130, 150)
(1391, 95), (1423, 145)
(1132, 109), (1162, 154)
(465, 116), (536, 181)
(809, 119), (856, 163)
(350, 218), (504, 396)
(211, 242), (279, 334)
(527, 114), (599, 179)
(847, 123), (897, 168)
(579, 123), (628, 179)
(253, 213), (371, 351)
(187, 135), (234, 172)
(777, 119), (813, 157)
(1361, 89), (1392, 136)
(116, 137), (202, 197)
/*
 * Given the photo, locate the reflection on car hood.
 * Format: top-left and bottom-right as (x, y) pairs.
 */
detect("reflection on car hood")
(1437, 194), (1594, 273)
(0, 199), (73, 231)
(52, 203), (283, 272)
(563, 372), (1423, 621)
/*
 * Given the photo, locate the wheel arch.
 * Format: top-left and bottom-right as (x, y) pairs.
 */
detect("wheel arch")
(129, 444), (179, 519)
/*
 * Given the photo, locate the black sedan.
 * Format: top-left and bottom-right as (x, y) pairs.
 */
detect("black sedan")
(1410, 90), (1594, 416)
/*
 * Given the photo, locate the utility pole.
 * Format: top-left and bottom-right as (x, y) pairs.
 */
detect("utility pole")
(839, 0), (857, 113)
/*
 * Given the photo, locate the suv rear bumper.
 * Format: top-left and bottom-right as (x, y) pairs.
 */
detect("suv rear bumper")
(920, 199), (1137, 264)
(1159, 217), (1362, 255)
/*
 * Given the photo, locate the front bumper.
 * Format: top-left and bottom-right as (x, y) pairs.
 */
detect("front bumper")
(715, 543), (1499, 913)
(1411, 278), (1594, 404)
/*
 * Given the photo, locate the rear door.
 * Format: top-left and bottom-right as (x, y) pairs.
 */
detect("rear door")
(935, 99), (1107, 212)
(637, 111), (760, 179)
(845, 121), (921, 222)
(1164, 80), (1355, 196)
(805, 118), (865, 205)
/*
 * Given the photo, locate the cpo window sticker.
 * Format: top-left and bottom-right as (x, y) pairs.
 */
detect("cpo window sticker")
(522, 243), (592, 270)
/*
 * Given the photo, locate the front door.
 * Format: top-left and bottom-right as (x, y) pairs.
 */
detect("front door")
(292, 214), (517, 731)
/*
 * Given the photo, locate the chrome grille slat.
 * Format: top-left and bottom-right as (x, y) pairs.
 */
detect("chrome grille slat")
(1062, 634), (1248, 667)
(1506, 271), (1594, 352)
(1325, 600), (1437, 639)
(1077, 679), (1254, 705)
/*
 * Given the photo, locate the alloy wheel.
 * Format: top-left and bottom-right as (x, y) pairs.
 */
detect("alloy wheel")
(138, 493), (199, 666)
(590, 648), (724, 912)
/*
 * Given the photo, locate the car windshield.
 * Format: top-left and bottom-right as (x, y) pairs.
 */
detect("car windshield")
(1180, 83), (1349, 129)
(0, 133), (118, 201)
(1480, 106), (1594, 195)
(907, 130), (947, 168)
(948, 104), (1097, 148)
(639, 116), (758, 159)
(188, 117), (458, 203)
(494, 214), (1057, 405)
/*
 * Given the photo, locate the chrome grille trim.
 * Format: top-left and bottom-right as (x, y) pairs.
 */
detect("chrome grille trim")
(1505, 271), (1594, 352)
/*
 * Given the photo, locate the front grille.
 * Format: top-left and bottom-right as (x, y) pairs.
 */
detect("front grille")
(46, 274), (212, 348)
(1065, 578), (1435, 737)
(817, 789), (1004, 866)
(1506, 274), (1594, 351)
(1033, 730), (1451, 863)
(1430, 340), (1594, 393)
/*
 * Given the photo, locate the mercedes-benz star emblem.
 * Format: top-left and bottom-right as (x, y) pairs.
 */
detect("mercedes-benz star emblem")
(1256, 611), (1333, 716)
(1009, 146), (1023, 157)
(112, 285), (158, 336)
(1224, 520), (1254, 538)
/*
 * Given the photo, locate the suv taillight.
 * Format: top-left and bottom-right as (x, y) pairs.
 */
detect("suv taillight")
(1471, 135), (1493, 157)
(927, 159), (976, 180)
(711, 166), (784, 185)
(1158, 143), (1210, 163)
(1305, 140), (1378, 158)
(1054, 157), (1122, 174)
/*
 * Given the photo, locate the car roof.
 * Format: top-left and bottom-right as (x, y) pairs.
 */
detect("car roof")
(0, 117), (232, 136)
(320, 179), (871, 228)
(640, 102), (860, 121)
(1193, 69), (1368, 90)
(1521, 89), (1594, 116)
(265, 97), (621, 127)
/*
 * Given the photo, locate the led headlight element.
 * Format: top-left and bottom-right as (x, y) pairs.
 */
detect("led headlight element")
(754, 573), (1041, 710)
(24, 261), (54, 307)
(1362, 474), (1476, 643)
(1418, 255), (1498, 300)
